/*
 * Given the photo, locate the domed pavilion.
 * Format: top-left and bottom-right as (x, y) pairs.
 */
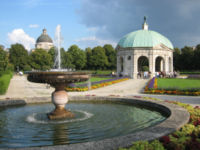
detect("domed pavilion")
(35, 28), (54, 51)
(116, 17), (174, 79)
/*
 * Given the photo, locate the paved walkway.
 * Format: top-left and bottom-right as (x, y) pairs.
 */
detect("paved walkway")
(0, 75), (54, 99)
(1, 75), (200, 105)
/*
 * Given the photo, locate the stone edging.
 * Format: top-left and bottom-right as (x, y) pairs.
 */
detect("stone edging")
(0, 96), (190, 150)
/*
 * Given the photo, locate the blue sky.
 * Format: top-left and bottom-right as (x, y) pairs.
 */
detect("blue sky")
(1, 0), (200, 51)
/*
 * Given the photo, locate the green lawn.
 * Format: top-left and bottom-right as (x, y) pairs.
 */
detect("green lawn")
(75, 77), (113, 85)
(0, 72), (13, 94)
(157, 78), (200, 89)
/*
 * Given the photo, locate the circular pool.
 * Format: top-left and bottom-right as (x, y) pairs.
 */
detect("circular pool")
(0, 101), (166, 148)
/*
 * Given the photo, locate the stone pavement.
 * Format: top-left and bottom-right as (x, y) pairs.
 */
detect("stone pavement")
(0, 75), (54, 99)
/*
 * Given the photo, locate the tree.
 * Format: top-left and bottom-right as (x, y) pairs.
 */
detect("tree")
(173, 48), (181, 70)
(30, 49), (52, 70)
(89, 46), (108, 70)
(103, 44), (116, 70)
(180, 46), (194, 70)
(0, 47), (8, 71)
(67, 45), (86, 70)
(9, 43), (29, 71)
(85, 47), (92, 69)
(194, 44), (200, 70)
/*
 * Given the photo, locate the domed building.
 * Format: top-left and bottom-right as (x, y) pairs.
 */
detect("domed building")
(35, 28), (54, 51)
(116, 17), (174, 79)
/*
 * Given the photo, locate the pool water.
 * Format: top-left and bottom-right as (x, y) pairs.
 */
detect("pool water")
(0, 101), (166, 148)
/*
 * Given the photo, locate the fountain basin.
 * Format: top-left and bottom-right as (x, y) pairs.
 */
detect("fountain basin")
(0, 96), (190, 150)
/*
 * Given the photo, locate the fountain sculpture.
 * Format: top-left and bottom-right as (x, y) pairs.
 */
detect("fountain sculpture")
(27, 25), (89, 120)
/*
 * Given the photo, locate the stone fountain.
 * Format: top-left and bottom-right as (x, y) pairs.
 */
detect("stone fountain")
(27, 25), (89, 120)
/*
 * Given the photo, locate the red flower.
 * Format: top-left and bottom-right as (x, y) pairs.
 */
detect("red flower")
(160, 136), (170, 145)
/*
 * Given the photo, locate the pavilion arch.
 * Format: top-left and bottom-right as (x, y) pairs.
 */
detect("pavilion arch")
(138, 56), (149, 72)
(155, 56), (165, 72)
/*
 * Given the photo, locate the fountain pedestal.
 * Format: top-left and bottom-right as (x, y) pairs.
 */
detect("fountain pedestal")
(27, 71), (89, 120)
(48, 85), (74, 120)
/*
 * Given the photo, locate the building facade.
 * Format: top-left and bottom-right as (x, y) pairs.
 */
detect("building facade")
(35, 29), (54, 51)
(116, 17), (174, 79)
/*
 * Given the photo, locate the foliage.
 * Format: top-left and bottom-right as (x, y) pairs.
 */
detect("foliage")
(29, 49), (52, 70)
(173, 44), (200, 71)
(120, 140), (165, 150)
(142, 66), (149, 71)
(0, 71), (13, 94)
(0, 47), (9, 71)
(9, 43), (29, 71)
(68, 45), (86, 70)
(103, 44), (116, 70)
(88, 46), (108, 70)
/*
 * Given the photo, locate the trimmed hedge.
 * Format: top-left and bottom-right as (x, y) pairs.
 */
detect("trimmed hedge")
(0, 71), (13, 94)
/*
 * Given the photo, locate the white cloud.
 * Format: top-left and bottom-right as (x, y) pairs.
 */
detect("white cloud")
(7, 29), (35, 51)
(29, 24), (39, 28)
(75, 36), (117, 48)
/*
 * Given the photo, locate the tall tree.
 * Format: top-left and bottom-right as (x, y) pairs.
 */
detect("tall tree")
(103, 44), (116, 70)
(173, 48), (181, 70)
(30, 49), (52, 70)
(194, 44), (200, 70)
(85, 47), (92, 69)
(67, 45), (86, 70)
(9, 43), (29, 71)
(89, 46), (108, 70)
(180, 46), (194, 70)
(0, 47), (8, 71)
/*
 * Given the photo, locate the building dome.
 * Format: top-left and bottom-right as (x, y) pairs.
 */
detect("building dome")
(35, 29), (54, 51)
(118, 19), (173, 49)
(36, 29), (53, 43)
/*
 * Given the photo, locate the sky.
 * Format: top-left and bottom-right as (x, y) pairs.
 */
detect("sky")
(0, 0), (200, 51)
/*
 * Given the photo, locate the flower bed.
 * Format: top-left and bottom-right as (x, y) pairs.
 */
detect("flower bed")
(144, 77), (200, 96)
(120, 97), (200, 150)
(66, 77), (129, 92)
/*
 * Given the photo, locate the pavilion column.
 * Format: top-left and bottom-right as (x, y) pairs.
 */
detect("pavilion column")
(171, 56), (174, 72)
(149, 54), (155, 78)
(133, 54), (138, 79)
(123, 56), (126, 76)
(117, 56), (120, 76)
(130, 55), (134, 78)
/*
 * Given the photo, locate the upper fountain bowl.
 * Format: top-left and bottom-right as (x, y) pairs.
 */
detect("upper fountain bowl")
(27, 71), (89, 86)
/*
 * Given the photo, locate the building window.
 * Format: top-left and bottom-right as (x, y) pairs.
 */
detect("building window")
(128, 56), (131, 60)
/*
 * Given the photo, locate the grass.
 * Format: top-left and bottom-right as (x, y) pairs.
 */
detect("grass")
(91, 70), (115, 75)
(75, 77), (113, 85)
(0, 71), (13, 95)
(157, 78), (200, 89)
(180, 71), (200, 74)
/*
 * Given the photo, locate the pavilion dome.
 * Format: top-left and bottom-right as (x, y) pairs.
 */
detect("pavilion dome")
(36, 29), (53, 43)
(118, 18), (173, 49)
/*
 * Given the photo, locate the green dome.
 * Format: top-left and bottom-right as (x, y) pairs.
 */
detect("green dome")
(118, 29), (173, 49)
(36, 29), (53, 43)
